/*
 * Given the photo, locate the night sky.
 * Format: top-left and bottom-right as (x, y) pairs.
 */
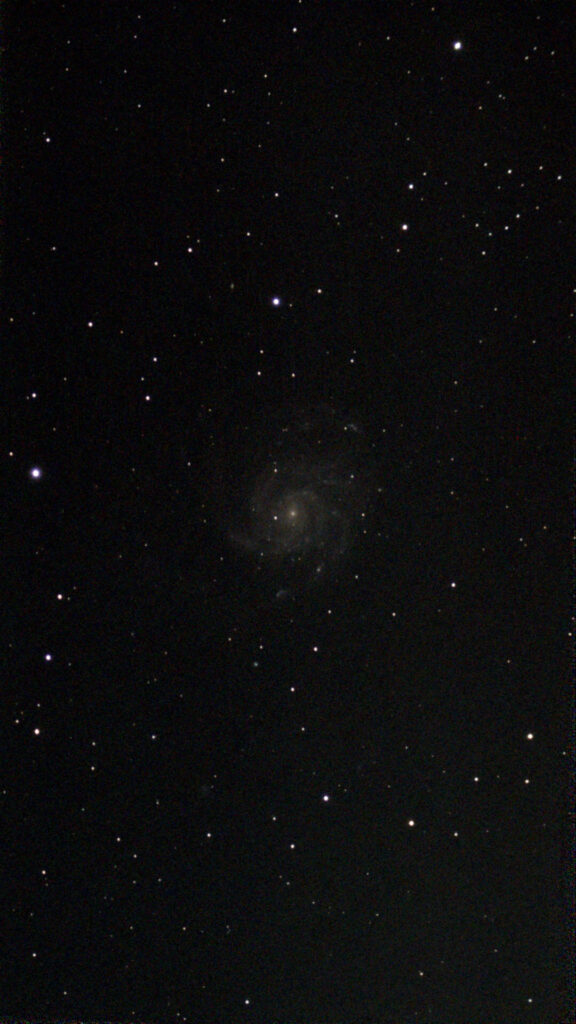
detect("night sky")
(3, 2), (573, 1022)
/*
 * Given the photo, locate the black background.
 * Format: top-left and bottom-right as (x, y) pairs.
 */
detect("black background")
(2, 1), (573, 1021)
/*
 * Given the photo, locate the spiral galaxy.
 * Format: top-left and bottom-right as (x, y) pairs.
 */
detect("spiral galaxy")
(224, 403), (372, 588)
(249, 462), (348, 560)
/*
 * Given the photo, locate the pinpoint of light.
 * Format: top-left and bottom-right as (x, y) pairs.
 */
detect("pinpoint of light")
(30, 467), (43, 479)
(271, 296), (282, 307)
(453, 40), (462, 50)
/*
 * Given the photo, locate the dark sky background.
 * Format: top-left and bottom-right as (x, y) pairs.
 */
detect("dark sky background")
(2, 2), (573, 1022)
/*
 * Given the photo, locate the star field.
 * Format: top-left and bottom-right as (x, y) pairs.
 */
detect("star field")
(3, 2), (573, 1022)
